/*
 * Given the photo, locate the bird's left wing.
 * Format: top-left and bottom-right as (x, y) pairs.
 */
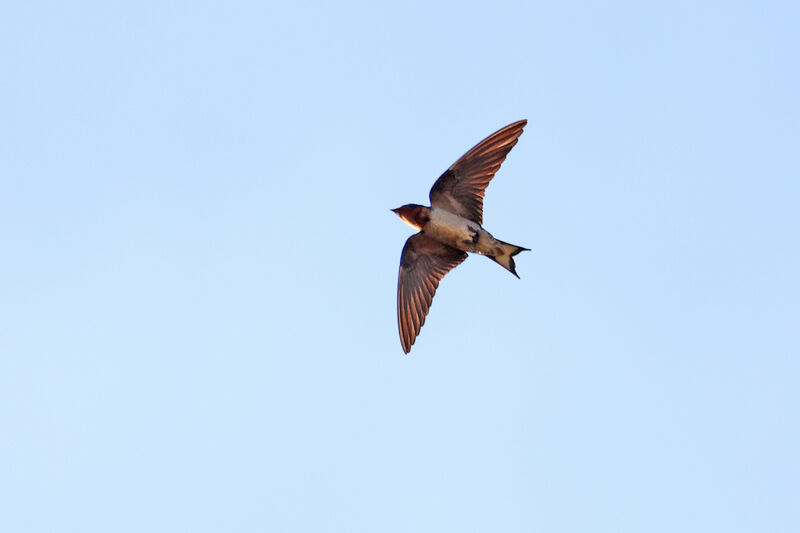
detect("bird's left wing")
(429, 119), (527, 225)
(397, 233), (467, 353)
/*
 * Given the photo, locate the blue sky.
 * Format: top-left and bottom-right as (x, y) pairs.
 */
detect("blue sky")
(1, 1), (798, 531)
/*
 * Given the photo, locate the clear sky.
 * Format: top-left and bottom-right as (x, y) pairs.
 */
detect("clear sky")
(1, 1), (798, 531)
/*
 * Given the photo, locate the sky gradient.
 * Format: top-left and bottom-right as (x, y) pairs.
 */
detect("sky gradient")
(2, 1), (799, 531)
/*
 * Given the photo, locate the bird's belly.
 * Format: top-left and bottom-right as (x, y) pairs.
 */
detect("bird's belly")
(424, 208), (487, 252)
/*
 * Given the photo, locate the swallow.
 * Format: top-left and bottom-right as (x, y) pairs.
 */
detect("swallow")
(392, 119), (530, 353)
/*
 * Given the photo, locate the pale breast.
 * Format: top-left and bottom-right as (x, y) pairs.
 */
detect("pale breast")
(424, 207), (483, 252)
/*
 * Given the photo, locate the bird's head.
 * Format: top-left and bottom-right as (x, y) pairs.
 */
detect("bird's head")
(391, 204), (430, 231)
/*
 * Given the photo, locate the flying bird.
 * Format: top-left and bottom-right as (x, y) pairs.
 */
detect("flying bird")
(392, 119), (529, 353)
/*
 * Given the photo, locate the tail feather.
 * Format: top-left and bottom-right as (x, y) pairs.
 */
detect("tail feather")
(489, 240), (530, 278)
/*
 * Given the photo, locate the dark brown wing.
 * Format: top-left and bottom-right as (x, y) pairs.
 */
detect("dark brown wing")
(429, 119), (527, 224)
(397, 233), (467, 353)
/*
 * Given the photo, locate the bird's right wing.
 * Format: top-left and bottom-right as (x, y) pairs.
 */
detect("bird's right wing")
(429, 119), (527, 225)
(397, 233), (467, 353)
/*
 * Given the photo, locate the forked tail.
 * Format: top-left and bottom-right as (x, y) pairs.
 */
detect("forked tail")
(489, 240), (530, 279)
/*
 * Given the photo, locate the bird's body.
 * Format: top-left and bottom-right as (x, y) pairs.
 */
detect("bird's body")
(426, 206), (484, 252)
(395, 205), (523, 271)
(392, 120), (530, 353)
